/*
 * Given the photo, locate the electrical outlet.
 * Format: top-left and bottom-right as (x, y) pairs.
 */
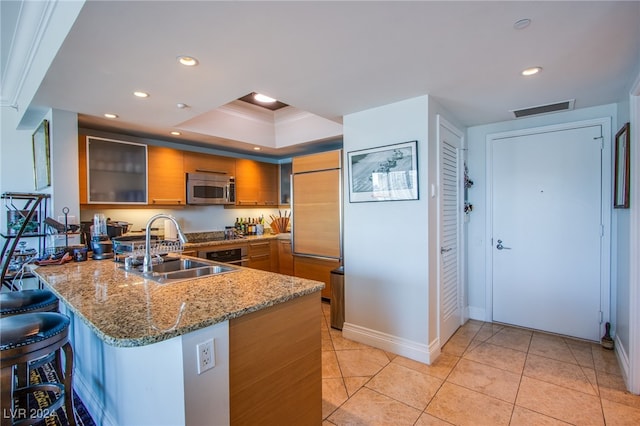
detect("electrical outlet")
(196, 338), (215, 374)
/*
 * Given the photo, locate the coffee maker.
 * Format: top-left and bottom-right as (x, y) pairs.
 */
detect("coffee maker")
(90, 214), (113, 260)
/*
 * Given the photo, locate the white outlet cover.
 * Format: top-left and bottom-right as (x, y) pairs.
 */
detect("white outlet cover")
(197, 338), (215, 374)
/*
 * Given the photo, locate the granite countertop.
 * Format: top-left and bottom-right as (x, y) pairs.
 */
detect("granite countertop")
(30, 253), (322, 348)
(179, 232), (290, 250)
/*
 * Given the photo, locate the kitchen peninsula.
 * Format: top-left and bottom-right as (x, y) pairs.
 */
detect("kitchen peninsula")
(31, 257), (324, 425)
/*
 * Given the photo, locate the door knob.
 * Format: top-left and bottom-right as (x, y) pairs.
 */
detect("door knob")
(496, 239), (512, 250)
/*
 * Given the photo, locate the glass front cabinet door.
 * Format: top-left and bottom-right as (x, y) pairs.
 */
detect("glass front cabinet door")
(86, 137), (147, 204)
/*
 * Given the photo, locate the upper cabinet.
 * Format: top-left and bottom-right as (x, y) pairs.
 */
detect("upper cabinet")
(292, 150), (341, 173)
(183, 151), (235, 176)
(235, 159), (278, 206)
(78, 133), (284, 208)
(148, 146), (185, 205)
(80, 136), (147, 204)
(279, 162), (292, 205)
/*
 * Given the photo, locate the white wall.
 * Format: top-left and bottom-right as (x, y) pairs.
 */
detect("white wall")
(614, 99), (631, 354)
(0, 107), (54, 253)
(49, 109), (80, 221)
(342, 96), (433, 362)
(466, 103), (618, 322)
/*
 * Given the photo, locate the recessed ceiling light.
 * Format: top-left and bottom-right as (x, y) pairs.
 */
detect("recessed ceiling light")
(133, 91), (149, 98)
(177, 55), (199, 66)
(170, 131), (181, 136)
(253, 147), (262, 151)
(104, 113), (118, 119)
(176, 103), (189, 109)
(253, 93), (276, 103)
(513, 18), (531, 30)
(522, 66), (543, 76)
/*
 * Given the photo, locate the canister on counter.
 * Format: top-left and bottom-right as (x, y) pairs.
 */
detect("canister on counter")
(72, 245), (88, 262)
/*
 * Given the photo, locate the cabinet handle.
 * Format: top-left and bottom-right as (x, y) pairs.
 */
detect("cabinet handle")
(152, 199), (183, 205)
(250, 254), (269, 260)
(251, 242), (270, 248)
(195, 169), (228, 174)
(237, 200), (258, 205)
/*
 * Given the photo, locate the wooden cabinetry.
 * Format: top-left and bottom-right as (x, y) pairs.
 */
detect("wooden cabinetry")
(247, 239), (274, 271)
(229, 292), (321, 425)
(292, 150), (342, 260)
(183, 151), (235, 176)
(147, 146), (185, 205)
(235, 159), (278, 206)
(79, 135), (186, 207)
(293, 256), (340, 300)
(292, 150), (341, 174)
(277, 238), (293, 276)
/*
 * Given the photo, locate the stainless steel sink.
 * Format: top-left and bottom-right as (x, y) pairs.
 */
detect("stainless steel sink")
(147, 258), (213, 274)
(122, 256), (239, 283)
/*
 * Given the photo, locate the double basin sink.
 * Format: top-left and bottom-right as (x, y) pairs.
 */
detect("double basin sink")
(124, 257), (238, 284)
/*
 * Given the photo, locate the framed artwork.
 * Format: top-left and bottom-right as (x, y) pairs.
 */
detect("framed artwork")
(347, 140), (418, 202)
(614, 122), (630, 209)
(32, 119), (51, 190)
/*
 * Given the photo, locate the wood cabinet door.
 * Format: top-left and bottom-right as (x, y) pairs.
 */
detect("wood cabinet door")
(148, 146), (185, 205)
(278, 239), (294, 275)
(248, 239), (273, 271)
(292, 150), (341, 174)
(292, 169), (341, 259)
(235, 159), (278, 206)
(293, 256), (340, 299)
(183, 151), (235, 176)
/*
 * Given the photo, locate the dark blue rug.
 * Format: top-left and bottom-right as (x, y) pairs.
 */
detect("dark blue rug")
(11, 361), (95, 426)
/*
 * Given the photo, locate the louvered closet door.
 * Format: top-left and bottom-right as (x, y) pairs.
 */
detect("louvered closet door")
(439, 120), (463, 346)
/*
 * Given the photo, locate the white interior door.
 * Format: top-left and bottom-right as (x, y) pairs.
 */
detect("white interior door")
(491, 124), (603, 341)
(438, 118), (463, 345)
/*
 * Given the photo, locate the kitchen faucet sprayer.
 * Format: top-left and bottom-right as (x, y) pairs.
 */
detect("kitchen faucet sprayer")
(142, 214), (188, 275)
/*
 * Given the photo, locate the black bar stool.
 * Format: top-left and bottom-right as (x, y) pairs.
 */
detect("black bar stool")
(0, 290), (60, 389)
(0, 289), (59, 317)
(0, 312), (75, 426)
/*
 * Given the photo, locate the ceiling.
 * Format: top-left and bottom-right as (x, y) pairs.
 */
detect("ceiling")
(4, 1), (640, 159)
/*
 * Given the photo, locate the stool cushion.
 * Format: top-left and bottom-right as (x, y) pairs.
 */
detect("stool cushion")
(0, 289), (58, 316)
(0, 312), (70, 351)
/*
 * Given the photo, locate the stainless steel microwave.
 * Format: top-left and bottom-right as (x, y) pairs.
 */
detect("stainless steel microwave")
(186, 173), (235, 205)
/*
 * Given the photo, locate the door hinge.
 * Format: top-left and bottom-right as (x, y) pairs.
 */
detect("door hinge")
(601, 224), (605, 237)
(599, 311), (604, 324)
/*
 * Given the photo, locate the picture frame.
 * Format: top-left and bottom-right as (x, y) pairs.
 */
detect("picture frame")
(613, 122), (630, 209)
(32, 119), (51, 190)
(347, 140), (418, 202)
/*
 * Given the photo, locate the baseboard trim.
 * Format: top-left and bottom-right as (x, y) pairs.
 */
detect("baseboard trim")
(468, 306), (486, 321)
(73, 369), (116, 426)
(342, 322), (439, 364)
(615, 334), (631, 390)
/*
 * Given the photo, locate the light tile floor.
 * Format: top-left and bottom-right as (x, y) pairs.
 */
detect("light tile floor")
(320, 302), (640, 425)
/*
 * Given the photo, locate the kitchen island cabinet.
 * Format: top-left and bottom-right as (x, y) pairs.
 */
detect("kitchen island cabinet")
(31, 258), (323, 425)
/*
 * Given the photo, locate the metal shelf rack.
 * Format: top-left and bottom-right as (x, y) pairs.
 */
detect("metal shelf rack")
(1, 192), (50, 290)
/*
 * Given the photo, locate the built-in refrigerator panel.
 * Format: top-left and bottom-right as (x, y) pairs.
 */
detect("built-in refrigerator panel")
(292, 169), (342, 259)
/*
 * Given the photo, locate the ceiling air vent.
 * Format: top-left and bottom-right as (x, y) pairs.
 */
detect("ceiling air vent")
(511, 99), (575, 118)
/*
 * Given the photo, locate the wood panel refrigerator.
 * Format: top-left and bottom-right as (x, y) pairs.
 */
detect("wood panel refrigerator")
(291, 150), (343, 299)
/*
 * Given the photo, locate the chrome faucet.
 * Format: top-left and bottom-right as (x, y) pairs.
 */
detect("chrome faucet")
(142, 214), (188, 275)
